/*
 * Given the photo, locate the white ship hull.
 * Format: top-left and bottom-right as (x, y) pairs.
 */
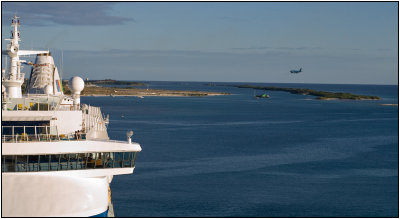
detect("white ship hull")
(2, 174), (109, 217)
(2, 140), (140, 217)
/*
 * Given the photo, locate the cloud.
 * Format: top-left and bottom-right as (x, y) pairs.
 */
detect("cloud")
(231, 46), (322, 51)
(2, 2), (133, 26)
(339, 48), (362, 51)
(231, 46), (274, 50)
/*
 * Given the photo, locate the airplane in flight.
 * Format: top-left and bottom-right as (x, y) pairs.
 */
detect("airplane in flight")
(290, 68), (302, 74)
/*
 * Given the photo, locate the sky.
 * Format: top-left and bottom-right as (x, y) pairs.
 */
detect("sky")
(1, 2), (398, 84)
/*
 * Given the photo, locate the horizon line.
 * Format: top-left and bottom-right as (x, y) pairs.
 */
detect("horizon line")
(73, 78), (398, 86)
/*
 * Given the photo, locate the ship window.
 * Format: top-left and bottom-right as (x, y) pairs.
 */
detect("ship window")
(113, 152), (122, 168)
(103, 152), (112, 168)
(123, 152), (132, 167)
(27, 155), (39, 172)
(50, 155), (59, 170)
(2, 156), (6, 172)
(38, 155), (49, 171)
(2, 152), (138, 172)
(2, 156), (16, 172)
(58, 154), (69, 170)
(133, 152), (138, 167)
(15, 155), (27, 172)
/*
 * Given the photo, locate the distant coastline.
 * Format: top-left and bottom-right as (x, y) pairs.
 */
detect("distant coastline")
(86, 79), (145, 86)
(62, 80), (230, 97)
(233, 85), (380, 100)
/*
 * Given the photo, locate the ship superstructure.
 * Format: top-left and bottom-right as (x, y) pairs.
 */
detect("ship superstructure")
(1, 15), (141, 217)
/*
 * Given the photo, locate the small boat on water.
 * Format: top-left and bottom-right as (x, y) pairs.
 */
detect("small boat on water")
(254, 90), (270, 99)
(255, 93), (270, 98)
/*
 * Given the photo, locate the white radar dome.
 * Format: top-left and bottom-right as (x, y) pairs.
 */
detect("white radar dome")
(126, 130), (134, 138)
(68, 76), (85, 94)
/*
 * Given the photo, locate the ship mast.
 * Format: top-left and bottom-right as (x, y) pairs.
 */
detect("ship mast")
(2, 15), (49, 98)
(3, 15), (24, 98)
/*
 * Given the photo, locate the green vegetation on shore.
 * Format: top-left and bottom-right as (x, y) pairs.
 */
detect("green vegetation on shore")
(59, 80), (229, 97)
(62, 81), (71, 95)
(234, 85), (380, 100)
(20, 79), (227, 97)
(62, 80), (143, 95)
(87, 79), (145, 86)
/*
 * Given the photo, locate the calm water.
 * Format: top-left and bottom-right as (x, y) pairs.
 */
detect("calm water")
(82, 82), (398, 217)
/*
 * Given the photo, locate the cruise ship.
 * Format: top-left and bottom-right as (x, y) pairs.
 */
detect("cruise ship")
(1, 16), (142, 217)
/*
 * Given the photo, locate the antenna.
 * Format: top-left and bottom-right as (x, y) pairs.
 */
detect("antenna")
(5, 56), (7, 74)
(60, 50), (63, 79)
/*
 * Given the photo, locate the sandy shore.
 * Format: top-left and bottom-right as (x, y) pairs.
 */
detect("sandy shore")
(379, 104), (398, 106)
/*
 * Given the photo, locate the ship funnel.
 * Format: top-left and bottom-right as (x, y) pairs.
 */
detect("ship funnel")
(68, 76), (84, 108)
(27, 53), (64, 96)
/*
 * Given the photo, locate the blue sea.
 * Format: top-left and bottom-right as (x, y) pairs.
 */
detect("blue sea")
(81, 82), (398, 217)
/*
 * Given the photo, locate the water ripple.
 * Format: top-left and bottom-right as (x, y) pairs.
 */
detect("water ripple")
(134, 136), (397, 180)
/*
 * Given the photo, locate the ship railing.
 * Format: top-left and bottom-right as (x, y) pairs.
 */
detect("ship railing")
(90, 138), (138, 145)
(1, 126), (86, 143)
(16, 73), (25, 81)
(3, 73), (25, 81)
(2, 96), (59, 111)
(58, 104), (76, 111)
(83, 105), (108, 132)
